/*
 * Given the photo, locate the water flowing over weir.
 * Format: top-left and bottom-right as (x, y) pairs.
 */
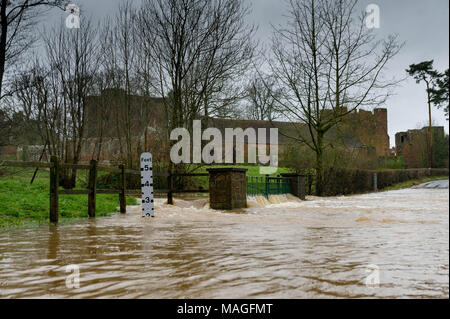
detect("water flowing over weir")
(247, 194), (302, 207)
(0, 187), (448, 298)
(150, 194), (302, 215)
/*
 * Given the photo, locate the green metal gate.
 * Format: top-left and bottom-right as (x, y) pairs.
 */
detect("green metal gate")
(247, 176), (291, 198)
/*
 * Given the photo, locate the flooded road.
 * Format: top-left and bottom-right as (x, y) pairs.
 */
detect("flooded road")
(0, 187), (448, 298)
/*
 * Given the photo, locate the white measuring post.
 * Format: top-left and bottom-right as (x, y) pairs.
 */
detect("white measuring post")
(140, 152), (154, 217)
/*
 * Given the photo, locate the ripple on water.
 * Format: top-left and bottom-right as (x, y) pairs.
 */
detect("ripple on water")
(0, 188), (448, 298)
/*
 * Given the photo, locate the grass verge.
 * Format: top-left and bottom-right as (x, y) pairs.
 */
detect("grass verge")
(192, 165), (294, 189)
(0, 167), (137, 230)
(382, 176), (448, 191)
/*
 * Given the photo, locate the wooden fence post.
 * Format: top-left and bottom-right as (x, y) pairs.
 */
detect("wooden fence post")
(167, 173), (173, 205)
(49, 156), (59, 223)
(119, 164), (126, 214)
(88, 159), (97, 218)
(307, 174), (313, 195)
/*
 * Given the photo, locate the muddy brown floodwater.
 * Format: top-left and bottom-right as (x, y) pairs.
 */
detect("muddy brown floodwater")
(0, 187), (448, 298)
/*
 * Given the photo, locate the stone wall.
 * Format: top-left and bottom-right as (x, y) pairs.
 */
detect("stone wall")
(395, 126), (445, 168)
(345, 108), (390, 156)
(207, 168), (247, 210)
(280, 173), (306, 200)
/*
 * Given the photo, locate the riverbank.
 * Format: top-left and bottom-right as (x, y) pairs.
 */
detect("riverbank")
(382, 176), (448, 191)
(0, 166), (447, 230)
(0, 168), (137, 229)
(0, 184), (447, 298)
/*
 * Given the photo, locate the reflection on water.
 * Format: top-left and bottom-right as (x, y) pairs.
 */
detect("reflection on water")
(0, 188), (448, 298)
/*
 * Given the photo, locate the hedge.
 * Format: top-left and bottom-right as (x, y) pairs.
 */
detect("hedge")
(322, 167), (449, 196)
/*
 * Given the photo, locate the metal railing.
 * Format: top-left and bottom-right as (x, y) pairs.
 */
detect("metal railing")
(247, 175), (291, 198)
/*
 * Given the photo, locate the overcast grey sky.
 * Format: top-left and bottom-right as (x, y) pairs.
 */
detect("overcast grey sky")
(45, 0), (449, 147)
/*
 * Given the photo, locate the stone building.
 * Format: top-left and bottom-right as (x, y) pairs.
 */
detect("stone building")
(206, 107), (390, 161)
(80, 89), (168, 164)
(65, 88), (391, 165)
(6, 86), (390, 166)
(395, 126), (446, 168)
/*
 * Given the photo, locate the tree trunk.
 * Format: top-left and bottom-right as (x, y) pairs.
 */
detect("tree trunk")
(427, 98), (433, 168)
(315, 132), (324, 196)
(426, 82), (433, 168)
(0, 0), (8, 99)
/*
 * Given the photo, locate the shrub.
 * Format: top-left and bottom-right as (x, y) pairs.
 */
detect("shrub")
(321, 167), (449, 196)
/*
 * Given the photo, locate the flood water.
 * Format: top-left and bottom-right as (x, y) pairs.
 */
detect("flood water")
(0, 187), (448, 298)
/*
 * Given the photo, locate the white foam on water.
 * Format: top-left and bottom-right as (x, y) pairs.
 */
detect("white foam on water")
(267, 194), (303, 207)
(141, 194), (305, 219)
(247, 194), (303, 208)
(0, 188), (448, 299)
(151, 197), (213, 217)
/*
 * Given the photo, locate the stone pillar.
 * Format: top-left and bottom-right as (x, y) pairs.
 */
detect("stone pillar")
(281, 173), (306, 200)
(207, 168), (247, 210)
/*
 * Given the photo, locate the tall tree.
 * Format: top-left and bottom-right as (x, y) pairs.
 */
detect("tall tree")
(137, 0), (256, 130)
(100, 1), (141, 168)
(406, 60), (442, 168)
(268, 0), (401, 195)
(244, 74), (281, 121)
(42, 18), (100, 187)
(430, 69), (449, 121)
(0, 0), (64, 100)
(11, 60), (65, 159)
(136, 0), (256, 175)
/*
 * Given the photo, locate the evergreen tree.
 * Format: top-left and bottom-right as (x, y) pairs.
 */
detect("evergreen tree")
(406, 60), (442, 168)
(430, 69), (449, 121)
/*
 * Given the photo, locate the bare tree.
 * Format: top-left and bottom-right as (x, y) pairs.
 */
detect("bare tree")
(42, 18), (100, 187)
(89, 71), (112, 162)
(98, 1), (153, 168)
(0, 0), (64, 100)
(268, 0), (402, 195)
(137, 0), (256, 130)
(10, 60), (65, 158)
(244, 74), (281, 121)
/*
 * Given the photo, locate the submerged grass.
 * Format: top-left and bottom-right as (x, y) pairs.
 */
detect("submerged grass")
(0, 167), (137, 229)
(1, 164), (446, 229)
